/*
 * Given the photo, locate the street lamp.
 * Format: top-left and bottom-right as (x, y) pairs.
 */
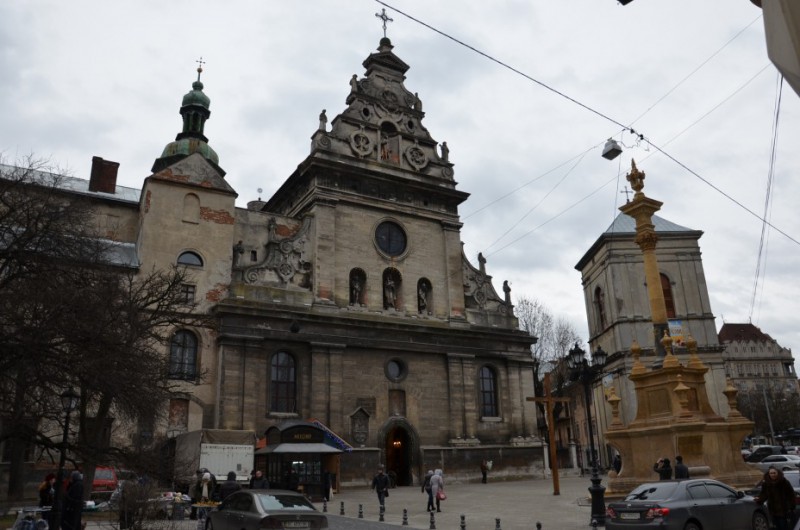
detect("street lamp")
(568, 343), (608, 526)
(51, 387), (80, 530)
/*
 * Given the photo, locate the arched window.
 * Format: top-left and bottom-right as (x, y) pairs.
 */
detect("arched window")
(177, 251), (203, 267)
(271, 352), (296, 413)
(660, 273), (676, 319)
(169, 330), (198, 380)
(594, 286), (607, 330)
(479, 365), (498, 418)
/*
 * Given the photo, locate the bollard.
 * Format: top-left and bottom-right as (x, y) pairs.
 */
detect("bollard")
(495, 517), (501, 530)
(358, 504), (363, 519)
(536, 523), (542, 530)
(379, 505), (385, 522)
(591, 519), (598, 529)
(322, 501), (327, 513)
(402, 508), (408, 526)
(460, 514), (466, 530)
(339, 501), (345, 516)
(429, 509), (436, 530)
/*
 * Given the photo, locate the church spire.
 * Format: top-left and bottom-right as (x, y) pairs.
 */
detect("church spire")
(152, 59), (222, 174)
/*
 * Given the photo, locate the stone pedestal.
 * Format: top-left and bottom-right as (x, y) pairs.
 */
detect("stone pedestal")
(605, 337), (760, 495)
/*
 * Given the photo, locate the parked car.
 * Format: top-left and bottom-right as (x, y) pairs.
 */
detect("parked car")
(91, 466), (119, 499)
(606, 479), (769, 530)
(747, 454), (800, 473)
(747, 446), (786, 463)
(206, 490), (327, 530)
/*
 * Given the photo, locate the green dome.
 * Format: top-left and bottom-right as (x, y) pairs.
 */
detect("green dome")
(182, 81), (210, 108)
(160, 137), (219, 165)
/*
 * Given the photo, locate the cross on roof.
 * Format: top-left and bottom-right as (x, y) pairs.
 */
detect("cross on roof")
(621, 186), (633, 203)
(375, 8), (393, 38)
(195, 56), (206, 81)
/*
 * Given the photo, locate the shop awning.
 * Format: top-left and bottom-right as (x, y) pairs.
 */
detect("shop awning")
(255, 443), (343, 455)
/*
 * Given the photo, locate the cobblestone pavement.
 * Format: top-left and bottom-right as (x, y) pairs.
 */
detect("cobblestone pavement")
(78, 474), (604, 530)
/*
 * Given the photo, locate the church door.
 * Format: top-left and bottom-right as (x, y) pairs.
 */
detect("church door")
(385, 426), (412, 486)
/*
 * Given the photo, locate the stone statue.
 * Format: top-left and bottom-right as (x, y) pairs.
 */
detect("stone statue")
(503, 280), (511, 304)
(384, 277), (396, 310)
(418, 283), (427, 313)
(478, 252), (486, 274)
(626, 159), (645, 193)
(350, 276), (362, 306)
(233, 240), (245, 268)
(440, 141), (449, 162)
(318, 109), (327, 132)
(413, 92), (422, 112)
(349, 74), (359, 93)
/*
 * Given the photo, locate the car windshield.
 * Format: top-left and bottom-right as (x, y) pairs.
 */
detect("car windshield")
(256, 494), (316, 511)
(95, 469), (114, 480)
(625, 482), (680, 501)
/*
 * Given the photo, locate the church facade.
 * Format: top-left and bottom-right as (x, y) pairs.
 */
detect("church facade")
(13, 37), (544, 487)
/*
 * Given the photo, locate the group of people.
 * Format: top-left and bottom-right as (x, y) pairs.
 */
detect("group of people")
(371, 466), (447, 514)
(34, 470), (84, 530)
(652, 455), (690, 480)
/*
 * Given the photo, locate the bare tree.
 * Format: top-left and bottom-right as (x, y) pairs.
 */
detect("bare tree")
(738, 382), (800, 436)
(0, 157), (212, 500)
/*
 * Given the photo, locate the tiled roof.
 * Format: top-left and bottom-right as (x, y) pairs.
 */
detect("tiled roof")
(604, 213), (695, 234)
(719, 323), (774, 343)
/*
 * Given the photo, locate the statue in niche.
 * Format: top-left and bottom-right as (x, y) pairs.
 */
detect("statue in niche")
(380, 133), (390, 161)
(384, 276), (397, 310)
(503, 280), (511, 304)
(318, 109), (327, 132)
(267, 217), (278, 243)
(417, 283), (428, 313)
(350, 276), (362, 306)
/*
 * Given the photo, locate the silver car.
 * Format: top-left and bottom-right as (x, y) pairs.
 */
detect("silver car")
(606, 479), (769, 530)
(206, 490), (327, 530)
(748, 455), (800, 473)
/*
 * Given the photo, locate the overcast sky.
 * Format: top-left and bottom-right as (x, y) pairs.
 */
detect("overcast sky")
(2, 1), (798, 369)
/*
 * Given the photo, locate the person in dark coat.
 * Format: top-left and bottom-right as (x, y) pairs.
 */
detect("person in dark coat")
(371, 466), (390, 508)
(249, 470), (269, 489)
(61, 471), (84, 530)
(653, 457), (672, 480)
(674, 455), (690, 479)
(38, 473), (56, 507)
(219, 471), (241, 501)
(421, 470), (434, 512)
(756, 466), (796, 530)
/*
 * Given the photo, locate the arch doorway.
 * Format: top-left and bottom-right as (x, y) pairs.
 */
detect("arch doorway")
(385, 426), (412, 486)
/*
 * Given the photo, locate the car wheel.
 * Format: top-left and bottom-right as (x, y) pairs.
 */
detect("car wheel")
(752, 511), (769, 530)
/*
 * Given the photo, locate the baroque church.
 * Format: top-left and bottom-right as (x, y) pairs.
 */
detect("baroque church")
(25, 37), (544, 489)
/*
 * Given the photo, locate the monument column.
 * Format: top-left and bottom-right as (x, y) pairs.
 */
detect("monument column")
(618, 160), (670, 365)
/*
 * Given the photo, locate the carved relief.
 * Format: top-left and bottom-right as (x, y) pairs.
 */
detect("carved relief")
(242, 216), (312, 288)
(351, 408), (370, 446)
(404, 142), (428, 170)
(349, 128), (373, 157)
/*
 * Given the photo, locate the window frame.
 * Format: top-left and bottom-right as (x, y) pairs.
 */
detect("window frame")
(270, 351), (297, 414)
(169, 330), (198, 381)
(177, 251), (204, 267)
(479, 365), (499, 419)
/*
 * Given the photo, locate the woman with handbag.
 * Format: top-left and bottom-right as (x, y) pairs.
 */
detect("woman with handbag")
(430, 469), (445, 512)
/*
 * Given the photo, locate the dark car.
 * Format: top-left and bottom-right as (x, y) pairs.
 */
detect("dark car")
(747, 446), (786, 463)
(206, 490), (327, 530)
(606, 479), (769, 530)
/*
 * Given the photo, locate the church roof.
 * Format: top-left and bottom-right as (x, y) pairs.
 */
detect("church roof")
(603, 213), (696, 234)
(719, 322), (775, 343)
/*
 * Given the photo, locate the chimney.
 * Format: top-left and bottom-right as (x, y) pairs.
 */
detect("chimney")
(89, 156), (120, 194)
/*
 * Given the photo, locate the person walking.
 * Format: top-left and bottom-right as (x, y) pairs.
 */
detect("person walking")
(61, 471), (84, 530)
(674, 455), (690, 479)
(219, 471), (241, 500)
(430, 469), (444, 513)
(756, 466), (796, 530)
(653, 457), (672, 480)
(480, 460), (489, 484)
(421, 470), (434, 512)
(38, 473), (55, 508)
(371, 466), (390, 509)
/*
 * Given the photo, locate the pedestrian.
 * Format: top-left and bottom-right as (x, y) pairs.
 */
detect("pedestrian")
(430, 469), (445, 513)
(322, 470), (332, 501)
(756, 466), (796, 530)
(674, 455), (690, 479)
(653, 457), (672, 480)
(61, 471), (83, 530)
(38, 473), (55, 508)
(284, 468), (300, 492)
(421, 470), (434, 512)
(250, 470), (269, 489)
(371, 466), (390, 508)
(612, 454), (622, 475)
(219, 471), (241, 501)
(480, 460), (488, 484)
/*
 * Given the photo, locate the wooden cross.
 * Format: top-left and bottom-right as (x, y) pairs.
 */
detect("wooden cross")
(527, 372), (572, 495)
(375, 8), (393, 38)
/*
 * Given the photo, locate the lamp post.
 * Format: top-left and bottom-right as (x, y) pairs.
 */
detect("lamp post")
(51, 387), (80, 530)
(568, 343), (608, 526)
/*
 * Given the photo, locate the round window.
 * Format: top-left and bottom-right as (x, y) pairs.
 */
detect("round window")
(385, 359), (407, 382)
(375, 221), (407, 257)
